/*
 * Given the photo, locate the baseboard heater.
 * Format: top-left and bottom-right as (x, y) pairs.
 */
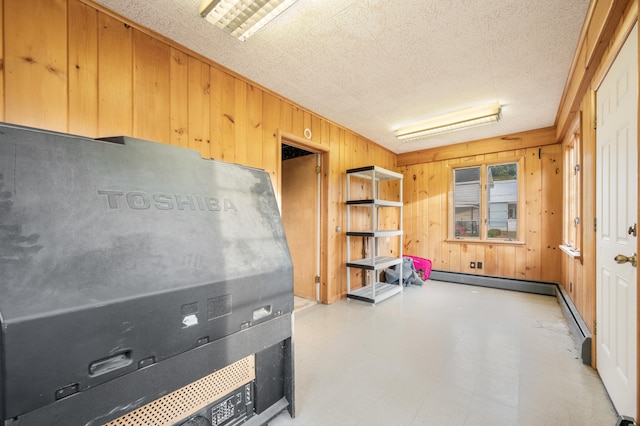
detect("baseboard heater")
(430, 270), (592, 365)
(555, 284), (592, 365)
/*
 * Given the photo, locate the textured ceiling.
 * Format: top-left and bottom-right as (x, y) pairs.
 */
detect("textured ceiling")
(93, 0), (590, 154)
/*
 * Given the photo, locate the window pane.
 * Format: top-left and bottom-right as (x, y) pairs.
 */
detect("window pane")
(562, 130), (581, 250)
(454, 167), (481, 238)
(486, 163), (518, 240)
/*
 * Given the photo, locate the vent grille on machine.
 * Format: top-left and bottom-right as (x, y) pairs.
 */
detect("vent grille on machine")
(104, 356), (255, 426)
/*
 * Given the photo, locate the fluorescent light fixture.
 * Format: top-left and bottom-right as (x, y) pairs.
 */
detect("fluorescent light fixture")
(199, 0), (299, 42)
(394, 102), (503, 141)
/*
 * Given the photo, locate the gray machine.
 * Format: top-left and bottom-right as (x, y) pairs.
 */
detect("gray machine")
(0, 124), (294, 425)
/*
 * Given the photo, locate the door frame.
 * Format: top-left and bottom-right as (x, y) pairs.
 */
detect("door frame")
(637, 20), (640, 415)
(277, 130), (330, 304)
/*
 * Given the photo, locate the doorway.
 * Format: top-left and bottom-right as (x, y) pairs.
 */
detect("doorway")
(281, 143), (319, 305)
(595, 22), (638, 419)
(278, 131), (330, 306)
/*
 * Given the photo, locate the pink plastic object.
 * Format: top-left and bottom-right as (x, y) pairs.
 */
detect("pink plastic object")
(404, 255), (432, 280)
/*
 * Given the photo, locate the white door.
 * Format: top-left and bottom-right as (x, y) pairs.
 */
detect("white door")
(596, 23), (638, 418)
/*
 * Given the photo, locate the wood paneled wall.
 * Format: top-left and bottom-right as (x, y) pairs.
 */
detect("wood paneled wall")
(556, 0), (637, 366)
(0, 0), (396, 304)
(5, 0), (627, 311)
(399, 129), (563, 282)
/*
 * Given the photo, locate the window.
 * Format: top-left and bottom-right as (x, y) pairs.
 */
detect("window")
(486, 163), (518, 240)
(453, 161), (520, 241)
(453, 167), (481, 237)
(562, 119), (581, 254)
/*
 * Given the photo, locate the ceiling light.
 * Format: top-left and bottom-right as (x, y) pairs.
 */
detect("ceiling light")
(394, 102), (503, 141)
(199, 0), (299, 42)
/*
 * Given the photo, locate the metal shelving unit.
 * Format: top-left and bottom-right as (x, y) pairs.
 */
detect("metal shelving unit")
(346, 166), (403, 304)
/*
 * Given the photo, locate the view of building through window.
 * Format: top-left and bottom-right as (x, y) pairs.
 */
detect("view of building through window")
(487, 163), (518, 239)
(453, 163), (518, 240)
(454, 167), (481, 237)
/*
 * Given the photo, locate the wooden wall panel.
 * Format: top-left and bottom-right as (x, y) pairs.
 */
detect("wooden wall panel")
(303, 111), (312, 139)
(580, 92), (597, 334)
(540, 145), (563, 282)
(402, 138), (561, 281)
(499, 246), (517, 278)
(402, 165), (418, 255)
(292, 106), (304, 135)
(329, 128), (348, 301)
(234, 79), (247, 165)
(427, 162), (444, 266)
(0, 0), (443, 303)
(320, 120), (330, 146)
(556, 0), (631, 142)
(449, 243), (461, 272)
(187, 57), (210, 158)
(213, 68), (236, 163)
(261, 92), (280, 194)
(414, 164), (425, 256)
(98, 12), (132, 137)
(483, 244), (498, 276)
(460, 244), (473, 273)
(398, 127), (556, 166)
(565, 255), (571, 295)
(279, 102), (293, 133)
(556, 1), (637, 344)
(576, 262), (585, 320)
(169, 48), (189, 148)
(328, 124), (343, 303)
(524, 148), (542, 280)
(68, 0), (98, 136)
(475, 245), (485, 275)
(246, 84), (263, 169)
(514, 245), (528, 279)
(5, 0), (68, 132)
(311, 114), (323, 145)
(133, 30), (170, 144)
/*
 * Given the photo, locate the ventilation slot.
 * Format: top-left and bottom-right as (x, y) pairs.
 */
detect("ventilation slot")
(104, 355), (255, 426)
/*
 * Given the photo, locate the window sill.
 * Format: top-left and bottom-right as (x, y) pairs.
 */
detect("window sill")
(559, 244), (581, 259)
(446, 238), (525, 246)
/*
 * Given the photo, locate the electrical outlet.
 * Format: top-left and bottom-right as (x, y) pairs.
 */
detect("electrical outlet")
(477, 262), (483, 269)
(470, 261), (475, 268)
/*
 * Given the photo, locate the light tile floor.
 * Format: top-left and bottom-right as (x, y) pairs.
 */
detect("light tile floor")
(294, 296), (317, 312)
(270, 280), (618, 426)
